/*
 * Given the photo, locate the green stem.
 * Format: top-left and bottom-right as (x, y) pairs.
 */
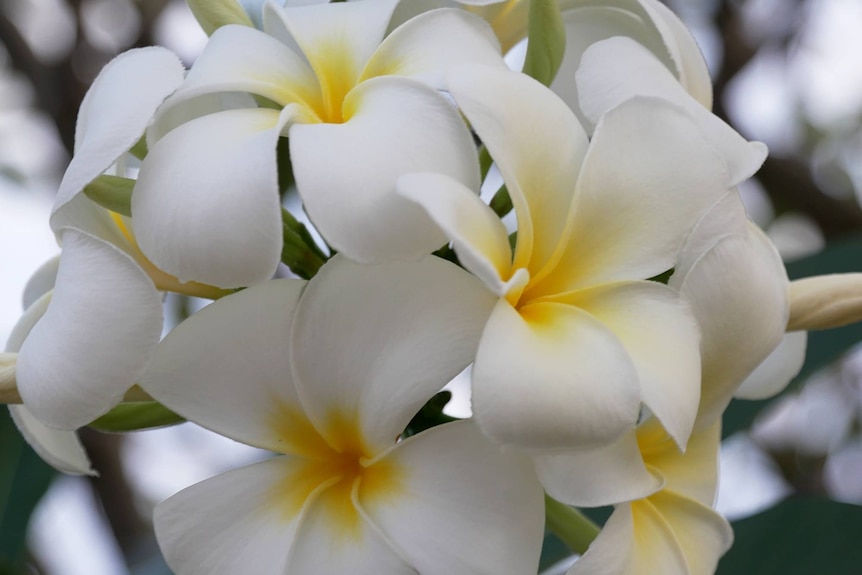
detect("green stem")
(544, 493), (600, 555)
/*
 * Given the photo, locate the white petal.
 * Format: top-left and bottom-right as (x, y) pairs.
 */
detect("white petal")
(531, 96), (730, 295)
(284, 483), (414, 575)
(290, 77), (478, 262)
(576, 37), (766, 185)
(362, 420), (544, 575)
(398, 172), (514, 295)
(472, 299), (641, 451)
(162, 24), (321, 118)
(534, 430), (661, 507)
(734, 330), (807, 401)
(133, 107), (288, 288)
(139, 279), (311, 454)
(22, 256), (59, 309)
(265, 0), (398, 120)
(155, 457), (302, 575)
(54, 47), (184, 212)
(6, 293), (93, 476)
(362, 9), (503, 88)
(17, 229), (162, 429)
(671, 199), (789, 428)
(552, 281), (701, 448)
(448, 65), (589, 275)
(290, 256), (496, 454)
(51, 193), (133, 251)
(8, 406), (94, 476)
(638, 418), (720, 507)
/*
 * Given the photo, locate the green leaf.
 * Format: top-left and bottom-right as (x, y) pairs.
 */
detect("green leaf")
(723, 234), (862, 437)
(522, 0), (566, 87)
(88, 401), (185, 432)
(281, 208), (328, 280)
(718, 497), (862, 575)
(83, 174), (134, 217)
(0, 410), (56, 570)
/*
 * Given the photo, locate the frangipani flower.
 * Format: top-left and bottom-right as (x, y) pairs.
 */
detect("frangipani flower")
(139, 256), (544, 574)
(402, 65), (757, 455)
(15, 48), (224, 431)
(559, 192), (789, 575)
(133, 0), (505, 288)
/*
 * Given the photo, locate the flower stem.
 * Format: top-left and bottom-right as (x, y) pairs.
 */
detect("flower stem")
(544, 493), (600, 555)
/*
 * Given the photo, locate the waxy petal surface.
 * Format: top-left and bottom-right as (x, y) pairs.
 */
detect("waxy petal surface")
(133, 107), (288, 288)
(735, 331), (807, 401)
(362, 420), (544, 575)
(54, 47), (184, 212)
(448, 65), (588, 275)
(291, 256), (496, 455)
(17, 230), (162, 429)
(576, 37), (766, 185)
(290, 77), (478, 263)
(531, 97), (730, 296)
(472, 299), (641, 450)
(139, 279), (311, 454)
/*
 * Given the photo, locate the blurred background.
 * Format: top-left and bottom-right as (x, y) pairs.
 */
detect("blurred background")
(1, 0), (862, 573)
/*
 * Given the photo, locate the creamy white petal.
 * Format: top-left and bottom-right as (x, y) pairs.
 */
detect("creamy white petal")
(448, 65), (589, 275)
(671, 215), (788, 428)
(531, 96), (730, 295)
(290, 77), (478, 263)
(6, 292), (93, 475)
(51, 193), (133, 252)
(133, 107), (289, 288)
(22, 256), (59, 309)
(551, 281), (701, 448)
(163, 24), (321, 117)
(398, 172), (513, 296)
(284, 483), (415, 575)
(8, 406), (94, 475)
(290, 256), (496, 454)
(362, 9), (503, 88)
(472, 299), (641, 450)
(361, 420), (544, 575)
(16, 230), (162, 429)
(266, 0), (398, 120)
(576, 37), (766, 185)
(534, 430), (661, 507)
(139, 279), (311, 454)
(155, 457), (302, 575)
(638, 418), (720, 507)
(734, 330), (807, 401)
(54, 47), (184, 212)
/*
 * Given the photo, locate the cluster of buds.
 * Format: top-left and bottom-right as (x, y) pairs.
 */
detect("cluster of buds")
(2, 1), (861, 574)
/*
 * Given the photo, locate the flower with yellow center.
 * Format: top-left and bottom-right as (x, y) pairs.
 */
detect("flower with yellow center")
(401, 65), (767, 460)
(140, 255), (544, 575)
(131, 0), (506, 289)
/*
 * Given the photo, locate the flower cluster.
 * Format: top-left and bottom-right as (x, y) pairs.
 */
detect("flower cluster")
(3, 0), (861, 574)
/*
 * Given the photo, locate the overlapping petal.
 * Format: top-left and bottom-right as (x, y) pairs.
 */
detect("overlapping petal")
(290, 256), (496, 454)
(576, 37), (766, 185)
(552, 281), (701, 447)
(447, 65), (588, 274)
(361, 420), (544, 575)
(670, 193), (789, 428)
(155, 458), (302, 575)
(139, 279), (309, 454)
(133, 107), (290, 288)
(17, 230), (163, 429)
(529, 96), (730, 296)
(472, 299), (641, 449)
(290, 77), (479, 262)
(53, 47), (184, 212)
(734, 331), (807, 401)
(361, 9), (503, 88)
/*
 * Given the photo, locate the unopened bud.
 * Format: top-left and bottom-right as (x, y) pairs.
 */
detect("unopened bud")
(0, 353), (21, 404)
(788, 273), (862, 331)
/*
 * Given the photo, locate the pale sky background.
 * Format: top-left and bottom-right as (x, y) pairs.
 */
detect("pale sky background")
(2, 0), (862, 573)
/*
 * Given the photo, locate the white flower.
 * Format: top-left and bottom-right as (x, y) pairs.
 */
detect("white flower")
(139, 256), (544, 575)
(401, 66), (756, 457)
(132, 0), (506, 288)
